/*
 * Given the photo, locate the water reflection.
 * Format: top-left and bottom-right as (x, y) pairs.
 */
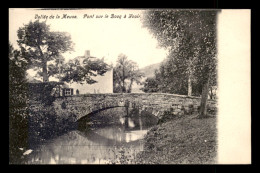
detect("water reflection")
(25, 107), (158, 164)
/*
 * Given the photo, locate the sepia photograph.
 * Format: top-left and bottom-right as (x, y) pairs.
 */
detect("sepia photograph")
(9, 8), (251, 164)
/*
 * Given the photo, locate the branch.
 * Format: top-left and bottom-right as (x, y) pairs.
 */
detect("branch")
(36, 43), (44, 59)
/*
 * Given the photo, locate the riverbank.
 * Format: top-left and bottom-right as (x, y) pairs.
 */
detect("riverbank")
(134, 114), (217, 164)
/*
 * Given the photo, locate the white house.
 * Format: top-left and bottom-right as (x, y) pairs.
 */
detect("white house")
(65, 50), (113, 95)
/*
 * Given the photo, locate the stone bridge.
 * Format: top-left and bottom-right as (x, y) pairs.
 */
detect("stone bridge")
(47, 93), (217, 122)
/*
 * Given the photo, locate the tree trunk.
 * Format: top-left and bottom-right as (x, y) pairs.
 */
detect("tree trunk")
(122, 79), (125, 92)
(42, 60), (49, 82)
(122, 79), (126, 93)
(122, 59), (125, 93)
(209, 86), (213, 99)
(187, 59), (192, 96)
(37, 45), (49, 82)
(198, 76), (210, 118)
(187, 73), (192, 96)
(128, 79), (134, 93)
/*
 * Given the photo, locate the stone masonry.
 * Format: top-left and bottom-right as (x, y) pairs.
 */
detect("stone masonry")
(45, 93), (217, 122)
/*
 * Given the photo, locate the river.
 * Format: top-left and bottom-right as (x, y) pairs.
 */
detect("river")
(24, 107), (158, 164)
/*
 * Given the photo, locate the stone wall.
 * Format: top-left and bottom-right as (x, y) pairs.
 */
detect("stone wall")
(46, 93), (217, 122)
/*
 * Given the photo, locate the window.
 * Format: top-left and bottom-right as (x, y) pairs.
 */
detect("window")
(65, 89), (71, 95)
(64, 88), (73, 96)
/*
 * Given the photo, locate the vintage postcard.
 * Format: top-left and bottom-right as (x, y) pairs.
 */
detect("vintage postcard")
(9, 8), (251, 164)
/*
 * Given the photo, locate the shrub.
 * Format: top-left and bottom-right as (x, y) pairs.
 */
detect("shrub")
(28, 82), (64, 106)
(157, 110), (177, 124)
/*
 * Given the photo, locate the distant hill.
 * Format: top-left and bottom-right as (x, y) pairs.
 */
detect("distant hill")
(139, 62), (162, 78)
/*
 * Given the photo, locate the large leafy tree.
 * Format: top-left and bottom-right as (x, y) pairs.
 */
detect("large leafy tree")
(113, 54), (144, 93)
(17, 20), (74, 82)
(61, 56), (110, 84)
(142, 9), (218, 117)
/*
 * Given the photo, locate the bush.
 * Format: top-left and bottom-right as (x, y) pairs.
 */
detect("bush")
(157, 110), (177, 124)
(28, 82), (64, 106)
(28, 105), (77, 146)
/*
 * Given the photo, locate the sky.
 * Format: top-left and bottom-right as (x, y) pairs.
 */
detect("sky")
(9, 8), (168, 69)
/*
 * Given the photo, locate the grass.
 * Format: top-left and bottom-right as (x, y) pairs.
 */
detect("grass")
(134, 114), (217, 164)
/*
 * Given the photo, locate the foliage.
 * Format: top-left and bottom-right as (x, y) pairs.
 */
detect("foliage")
(142, 10), (218, 117)
(17, 20), (74, 82)
(9, 42), (29, 164)
(9, 43), (29, 108)
(113, 54), (144, 93)
(9, 42), (67, 163)
(140, 77), (159, 93)
(9, 42), (75, 163)
(28, 105), (77, 147)
(141, 60), (200, 95)
(142, 10), (218, 97)
(28, 82), (64, 105)
(142, 59), (190, 95)
(35, 55), (66, 80)
(61, 56), (110, 84)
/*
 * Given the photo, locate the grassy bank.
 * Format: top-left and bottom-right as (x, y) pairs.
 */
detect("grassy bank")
(135, 114), (217, 164)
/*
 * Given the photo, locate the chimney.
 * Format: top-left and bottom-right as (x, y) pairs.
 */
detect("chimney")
(85, 50), (90, 58)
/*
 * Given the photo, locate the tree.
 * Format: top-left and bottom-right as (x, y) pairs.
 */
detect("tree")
(142, 10), (209, 96)
(142, 9), (218, 117)
(17, 20), (74, 82)
(113, 54), (144, 93)
(141, 77), (160, 93)
(141, 58), (193, 95)
(61, 56), (110, 84)
(35, 55), (66, 81)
